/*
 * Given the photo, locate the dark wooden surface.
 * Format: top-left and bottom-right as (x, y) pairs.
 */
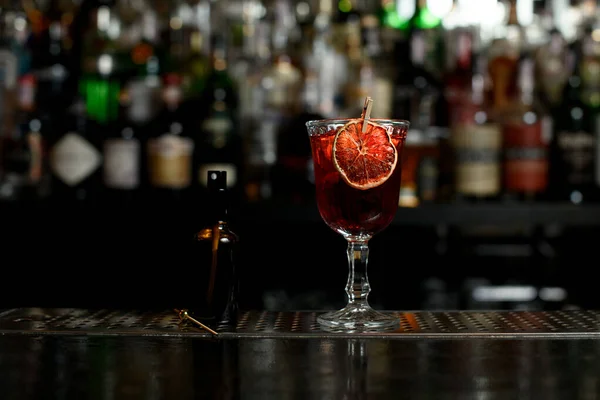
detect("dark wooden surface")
(1, 334), (599, 399)
(1, 308), (600, 399)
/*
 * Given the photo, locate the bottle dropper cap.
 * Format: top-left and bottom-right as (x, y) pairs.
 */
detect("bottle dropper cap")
(207, 171), (228, 221)
(207, 170), (227, 192)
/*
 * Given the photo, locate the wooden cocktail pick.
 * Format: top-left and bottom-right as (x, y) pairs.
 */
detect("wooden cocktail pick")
(361, 96), (373, 133)
(174, 308), (219, 336)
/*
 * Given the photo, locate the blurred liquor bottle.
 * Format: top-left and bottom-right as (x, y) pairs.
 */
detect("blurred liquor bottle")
(500, 56), (550, 202)
(147, 73), (194, 205)
(102, 78), (153, 204)
(400, 127), (440, 207)
(444, 27), (474, 118)
(0, 74), (44, 202)
(578, 23), (600, 114)
(30, 0), (74, 121)
(127, 1), (162, 79)
(163, 0), (212, 105)
(550, 47), (600, 204)
(380, 0), (413, 119)
(410, 0), (447, 82)
(245, 3), (303, 203)
(47, 94), (102, 204)
(575, 23), (600, 203)
(0, 3), (27, 186)
(401, 27), (444, 205)
(450, 54), (502, 202)
(379, 0), (414, 32)
(487, 38), (518, 119)
(234, 20), (274, 203)
(273, 68), (325, 205)
(398, 26), (444, 126)
(534, 28), (570, 115)
(486, 0), (522, 119)
(46, 3), (107, 203)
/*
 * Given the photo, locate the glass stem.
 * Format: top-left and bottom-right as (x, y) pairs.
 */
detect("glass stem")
(345, 239), (371, 308)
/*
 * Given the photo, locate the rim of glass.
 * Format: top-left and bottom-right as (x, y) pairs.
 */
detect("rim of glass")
(306, 118), (410, 128)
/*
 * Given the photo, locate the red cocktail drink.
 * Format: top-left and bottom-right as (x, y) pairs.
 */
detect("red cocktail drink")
(309, 120), (408, 238)
(306, 117), (410, 332)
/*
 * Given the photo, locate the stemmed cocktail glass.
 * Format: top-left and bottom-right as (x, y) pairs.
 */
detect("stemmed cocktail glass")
(306, 98), (409, 332)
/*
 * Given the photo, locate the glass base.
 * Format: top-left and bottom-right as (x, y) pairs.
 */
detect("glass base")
(317, 304), (399, 332)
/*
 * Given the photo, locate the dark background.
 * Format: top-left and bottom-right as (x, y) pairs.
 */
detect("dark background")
(2, 200), (599, 312)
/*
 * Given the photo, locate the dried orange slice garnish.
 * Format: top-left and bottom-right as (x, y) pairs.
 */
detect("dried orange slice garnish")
(333, 119), (397, 190)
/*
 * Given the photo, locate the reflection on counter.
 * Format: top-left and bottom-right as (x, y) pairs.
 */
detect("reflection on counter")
(1, 332), (600, 398)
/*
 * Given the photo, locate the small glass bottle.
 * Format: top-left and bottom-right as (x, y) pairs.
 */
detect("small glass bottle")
(189, 170), (239, 326)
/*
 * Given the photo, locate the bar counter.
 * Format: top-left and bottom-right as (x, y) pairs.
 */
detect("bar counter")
(1, 308), (600, 399)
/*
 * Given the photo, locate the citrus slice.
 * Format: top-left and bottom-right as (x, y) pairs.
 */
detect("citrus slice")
(333, 120), (398, 190)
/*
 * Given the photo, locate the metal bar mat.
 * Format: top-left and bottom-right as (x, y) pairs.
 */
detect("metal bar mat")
(1, 308), (600, 339)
